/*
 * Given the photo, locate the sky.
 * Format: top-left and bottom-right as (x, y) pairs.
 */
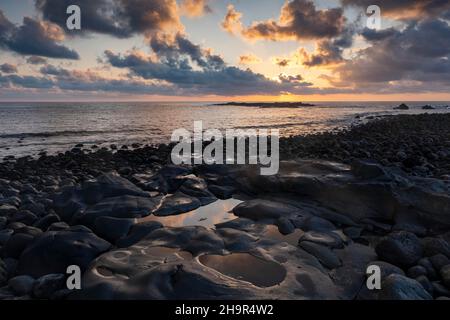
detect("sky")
(1, 0), (450, 102)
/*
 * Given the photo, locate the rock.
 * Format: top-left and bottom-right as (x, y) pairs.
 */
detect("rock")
(208, 185), (235, 199)
(393, 223), (427, 237)
(53, 173), (150, 221)
(93, 216), (135, 243)
(158, 165), (191, 179)
(0, 216), (7, 229)
(178, 176), (217, 205)
(154, 192), (201, 217)
(0, 204), (17, 216)
(9, 210), (38, 225)
(299, 231), (344, 249)
(432, 281), (450, 297)
(15, 225), (43, 238)
(422, 105), (435, 110)
(144, 226), (225, 256)
(301, 216), (336, 232)
(116, 221), (163, 247)
(118, 167), (132, 176)
(407, 265), (428, 278)
(440, 265), (450, 288)
(414, 275), (433, 294)
(0, 258), (7, 286)
(375, 231), (423, 268)
(429, 254), (449, 271)
(344, 227), (363, 239)
(34, 214), (61, 231)
(422, 237), (450, 258)
(8, 275), (35, 296)
(75, 195), (161, 227)
(233, 199), (298, 221)
(299, 241), (341, 269)
(418, 257), (438, 280)
(394, 103), (409, 110)
(33, 273), (66, 299)
(2, 233), (35, 259)
(0, 229), (13, 246)
(17, 226), (111, 278)
(366, 261), (405, 279)
(351, 160), (387, 180)
(47, 222), (70, 231)
(379, 274), (432, 300)
(3, 257), (17, 277)
(276, 218), (295, 235)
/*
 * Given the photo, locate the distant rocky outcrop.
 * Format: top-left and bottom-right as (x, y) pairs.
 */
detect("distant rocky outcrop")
(394, 103), (409, 110)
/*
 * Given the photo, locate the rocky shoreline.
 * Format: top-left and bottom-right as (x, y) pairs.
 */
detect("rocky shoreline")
(1, 113), (450, 300)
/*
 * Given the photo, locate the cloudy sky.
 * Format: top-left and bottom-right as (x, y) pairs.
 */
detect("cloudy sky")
(1, 0), (450, 101)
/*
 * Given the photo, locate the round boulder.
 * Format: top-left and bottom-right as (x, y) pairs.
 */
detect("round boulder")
(375, 231), (423, 268)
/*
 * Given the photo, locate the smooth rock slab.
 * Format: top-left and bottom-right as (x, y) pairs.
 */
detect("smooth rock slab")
(71, 243), (258, 300)
(233, 199), (298, 221)
(17, 226), (111, 278)
(299, 231), (344, 249)
(299, 241), (341, 269)
(154, 192), (201, 217)
(74, 195), (160, 227)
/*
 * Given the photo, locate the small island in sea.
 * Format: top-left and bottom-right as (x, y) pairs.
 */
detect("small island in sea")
(211, 102), (316, 108)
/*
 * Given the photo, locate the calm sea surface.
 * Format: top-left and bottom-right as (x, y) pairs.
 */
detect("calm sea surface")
(1, 101), (449, 158)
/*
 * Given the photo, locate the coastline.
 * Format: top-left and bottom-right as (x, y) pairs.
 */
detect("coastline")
(1, 113), (450, 300)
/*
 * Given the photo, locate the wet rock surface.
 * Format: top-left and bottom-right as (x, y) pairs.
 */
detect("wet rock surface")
(1, 114), (450, 300)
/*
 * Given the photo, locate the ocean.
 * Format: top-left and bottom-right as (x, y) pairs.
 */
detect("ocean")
(1, 101), (449, 158)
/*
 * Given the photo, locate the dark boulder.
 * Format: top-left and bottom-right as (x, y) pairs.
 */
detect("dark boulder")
(375, 231), (423, 268)
(33, 273), (66, 299)
(17, 226), (111, 278)
(379, 274), (432, 300)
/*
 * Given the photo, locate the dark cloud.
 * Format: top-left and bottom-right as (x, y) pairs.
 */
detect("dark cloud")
(0, 74), (54, 89)
(26, 56), (48, 65)
(0, 65), (176, 95)
(302, 24), (355, 67)
(35, 0), (181, 38)
(0, 10), (79, 59)
(223, 0), (346, 41)
(40, 64), (71, 77)
(278, 74), (312, 86)
(361, 27), (399, 41)
(0, 63), (18, 73)
(104, 34), (324, 96)
(150, 33), (225, 71)
(333, 19), (450, 89)
(341, 0), (450, 20)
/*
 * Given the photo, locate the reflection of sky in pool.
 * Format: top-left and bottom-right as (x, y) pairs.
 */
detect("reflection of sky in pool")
(140, 198), (243, 229)
(199, 253), (286, 287)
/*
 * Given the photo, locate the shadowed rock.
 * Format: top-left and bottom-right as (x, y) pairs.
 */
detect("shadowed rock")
(17, 226), (111, 278)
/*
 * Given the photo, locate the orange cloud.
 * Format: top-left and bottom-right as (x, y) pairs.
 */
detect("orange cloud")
(221, 4), (243, 34)
(223, 0), (346, 41)
(239, 54), (262, 65)
(180, 0), (212, 18)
